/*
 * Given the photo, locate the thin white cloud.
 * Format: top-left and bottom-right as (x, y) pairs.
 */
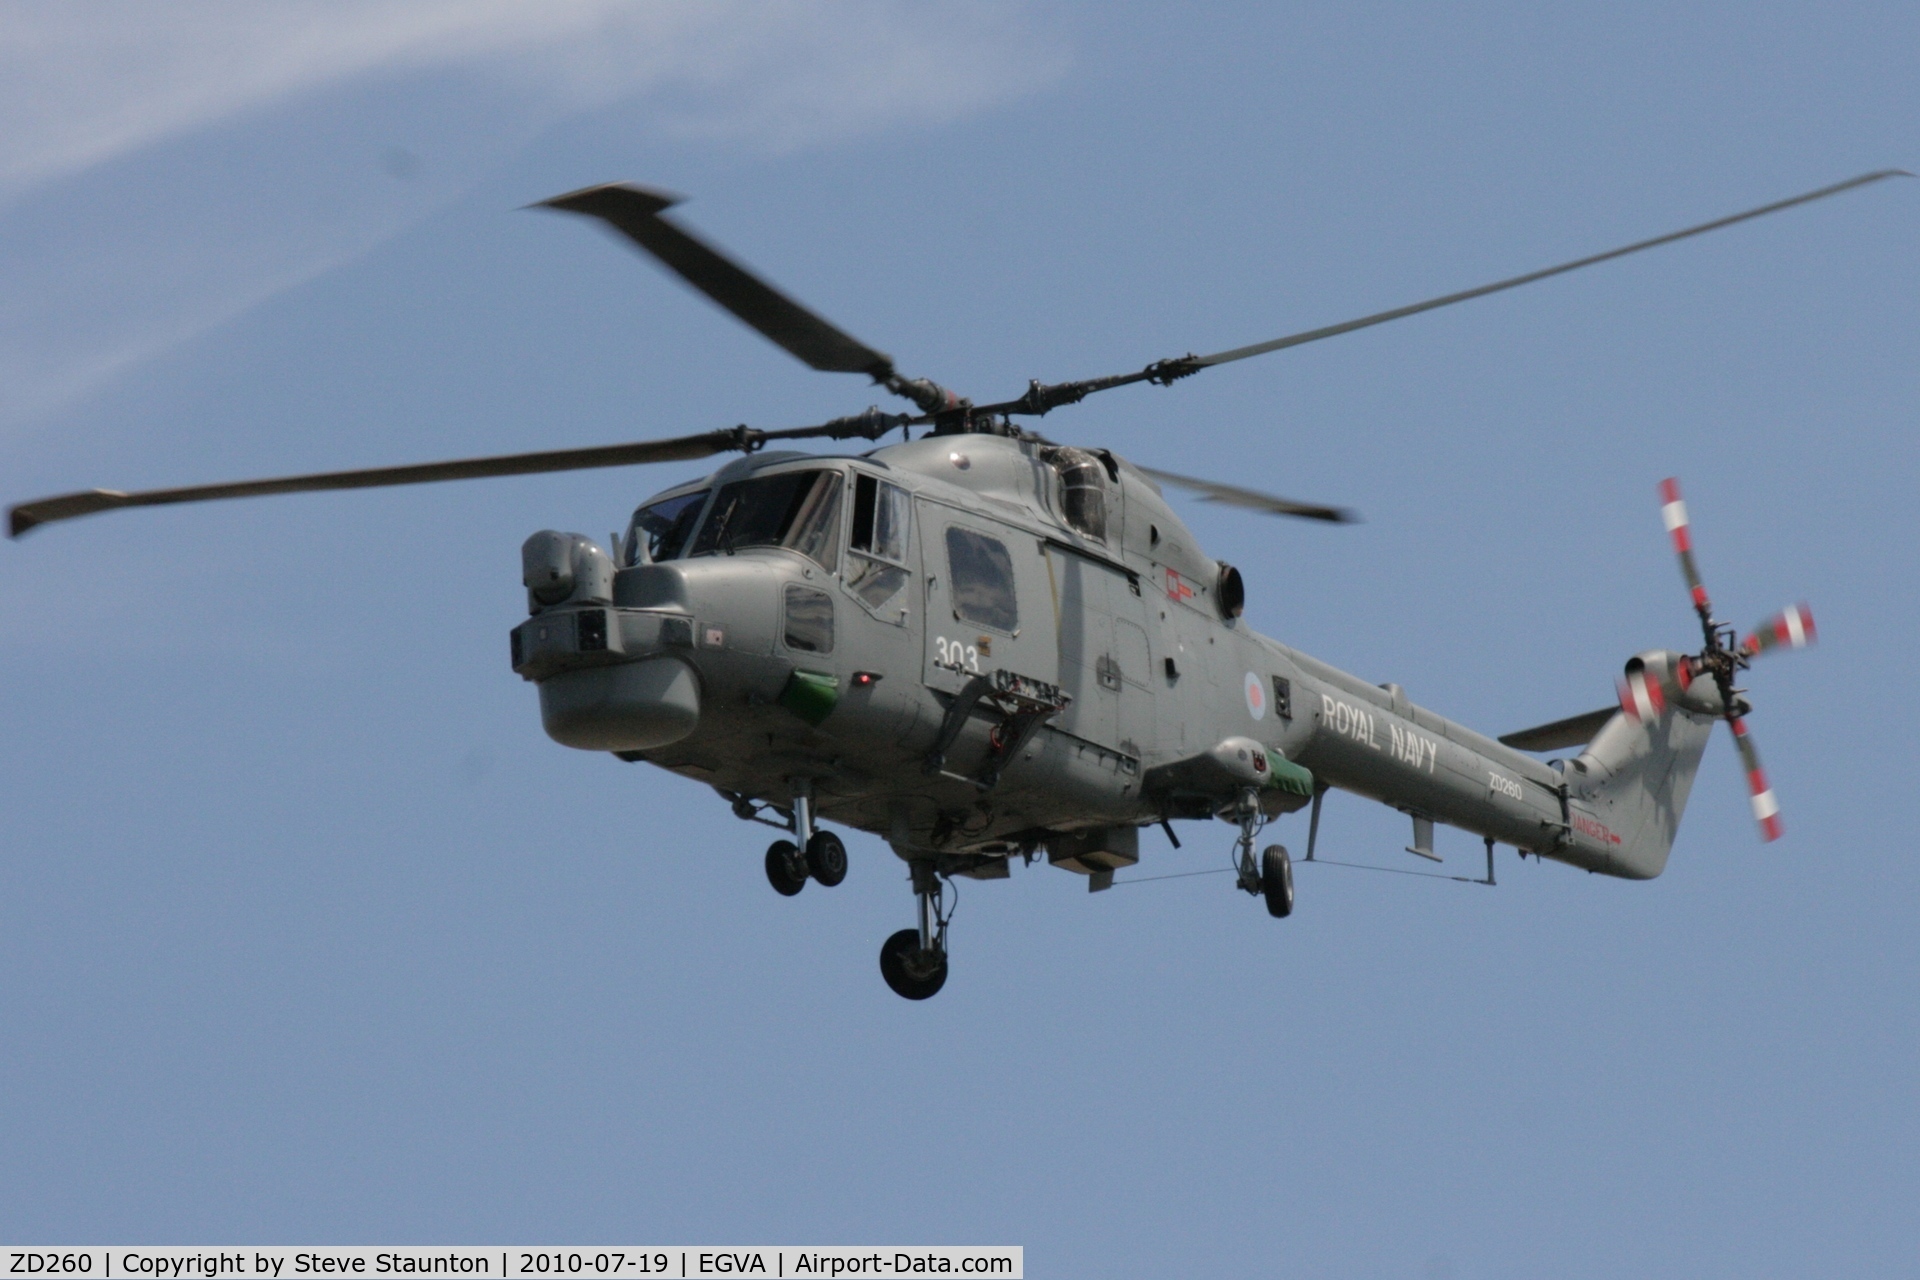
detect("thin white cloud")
(0, 2), (1063, 424)
(0, 3), (590, 198)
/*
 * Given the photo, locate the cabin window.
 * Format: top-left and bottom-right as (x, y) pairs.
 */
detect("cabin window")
(690, 470), (842, 571)
(945, 526), (1018, 633)
(846, 474), (912, 609)
(625, 489), (708, 565)
(783, 584), (835, 654)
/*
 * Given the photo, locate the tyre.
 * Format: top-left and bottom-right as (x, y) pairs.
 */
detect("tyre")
(764, 840), (807, 896)
(1261, 844), (1294, 918)
(807, 830), (848, 887)
(879, 927), (948, 1000)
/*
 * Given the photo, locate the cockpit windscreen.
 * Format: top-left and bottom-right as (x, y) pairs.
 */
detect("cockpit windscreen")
(689, 470), (842, 571)
(626, 490), (710, 565)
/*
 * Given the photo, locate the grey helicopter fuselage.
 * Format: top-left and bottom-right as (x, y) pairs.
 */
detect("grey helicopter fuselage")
(9, 173), (1860, 999)
(510, 430), (1708, 884)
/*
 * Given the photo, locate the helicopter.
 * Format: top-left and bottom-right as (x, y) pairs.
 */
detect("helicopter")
(10, 170), (1902, 998)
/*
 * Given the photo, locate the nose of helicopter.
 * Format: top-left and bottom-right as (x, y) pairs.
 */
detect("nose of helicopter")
(538, 654), (700, 751)
(511, 535), (705, 752)
(512, 537), (832, 754)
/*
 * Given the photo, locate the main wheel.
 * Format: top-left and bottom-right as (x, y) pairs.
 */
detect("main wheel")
(764, 840), (807, 896)
(879, 928), (948, 1000)
(1261, 844), (1294, 918)
(807, 830), (848, 887)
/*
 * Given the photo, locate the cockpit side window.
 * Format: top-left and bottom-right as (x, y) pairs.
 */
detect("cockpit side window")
(688, 469), (843, 571)
(846, 473), (912, 610)
(626, 489), (708, 565)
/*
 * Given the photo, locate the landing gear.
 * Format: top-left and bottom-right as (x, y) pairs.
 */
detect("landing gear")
(879, 861), (952, 1000)
(762, 780), (848, 895)
(1231, 788), (1295, 918)
(1232, 788), (1265, 896)
(1262, 844), (1294, 917)
(764, 840), (807, 896)
(807, 830), (848, 887)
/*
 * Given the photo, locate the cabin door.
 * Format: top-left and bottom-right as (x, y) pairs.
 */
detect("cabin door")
(918, 502), (1058, 697)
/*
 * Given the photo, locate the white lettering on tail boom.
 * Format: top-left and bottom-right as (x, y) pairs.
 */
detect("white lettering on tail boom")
(1323, 694), (1437, 772)
(1323, 694), (1381, 749)
(1388, 722), (1438, 774)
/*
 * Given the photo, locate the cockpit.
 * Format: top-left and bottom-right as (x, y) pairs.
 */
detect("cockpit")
(691, 470), (841, 568)
(623, 468), (845, 571)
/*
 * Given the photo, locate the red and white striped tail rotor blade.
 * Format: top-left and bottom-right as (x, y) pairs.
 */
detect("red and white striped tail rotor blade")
(1659, 477), (1713, 616)
(1727, 716), (1783, 842)
(1742, 602), (1817, 658)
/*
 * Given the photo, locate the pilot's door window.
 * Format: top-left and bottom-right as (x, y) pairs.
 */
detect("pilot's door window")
(845, 473), (912, 616)
(944, 526), (1018, 633)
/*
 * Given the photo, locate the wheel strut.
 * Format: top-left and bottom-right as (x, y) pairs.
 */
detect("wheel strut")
(790, 778), (816, 847)
(787, 777), (847, 887)
(1229, 788), (1293, 917)
(913, 860), (950, 955)
(1233, 787), (1265, 896)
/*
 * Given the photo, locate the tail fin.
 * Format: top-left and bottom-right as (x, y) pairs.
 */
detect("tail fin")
(1563, 657), (1716, 879)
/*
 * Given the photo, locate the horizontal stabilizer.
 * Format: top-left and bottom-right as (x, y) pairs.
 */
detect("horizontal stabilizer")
(1499, 705), (1616, 752)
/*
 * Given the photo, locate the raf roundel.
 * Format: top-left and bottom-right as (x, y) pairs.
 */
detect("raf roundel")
(1243, 671), (1267, 721)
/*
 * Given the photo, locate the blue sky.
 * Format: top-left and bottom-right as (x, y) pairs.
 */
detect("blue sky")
(3, 4), (1916, 1276)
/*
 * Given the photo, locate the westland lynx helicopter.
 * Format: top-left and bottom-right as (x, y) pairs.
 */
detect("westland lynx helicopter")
(11, 171), (1903, 998)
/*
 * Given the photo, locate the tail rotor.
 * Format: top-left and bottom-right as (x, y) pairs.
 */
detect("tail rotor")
(1650, 478), (1813, 843)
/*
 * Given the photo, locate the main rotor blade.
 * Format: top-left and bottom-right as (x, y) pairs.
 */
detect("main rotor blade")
(994, 171), (1910, 417)
(1135, 465), (1358, 523)
(8, 411), (909, 537)
(1190, 170), (1910, 370)
(536, 183), (896, 379)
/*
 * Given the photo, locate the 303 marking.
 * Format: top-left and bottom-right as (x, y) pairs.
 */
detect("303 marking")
(933, 635), (984, 674)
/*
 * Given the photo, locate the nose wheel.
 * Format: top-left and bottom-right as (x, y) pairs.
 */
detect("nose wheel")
(764, 840), (807, 896)
(806, 830), (848, 886)
(762, 781), (849, 895)
(763, 831), (848, 895)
